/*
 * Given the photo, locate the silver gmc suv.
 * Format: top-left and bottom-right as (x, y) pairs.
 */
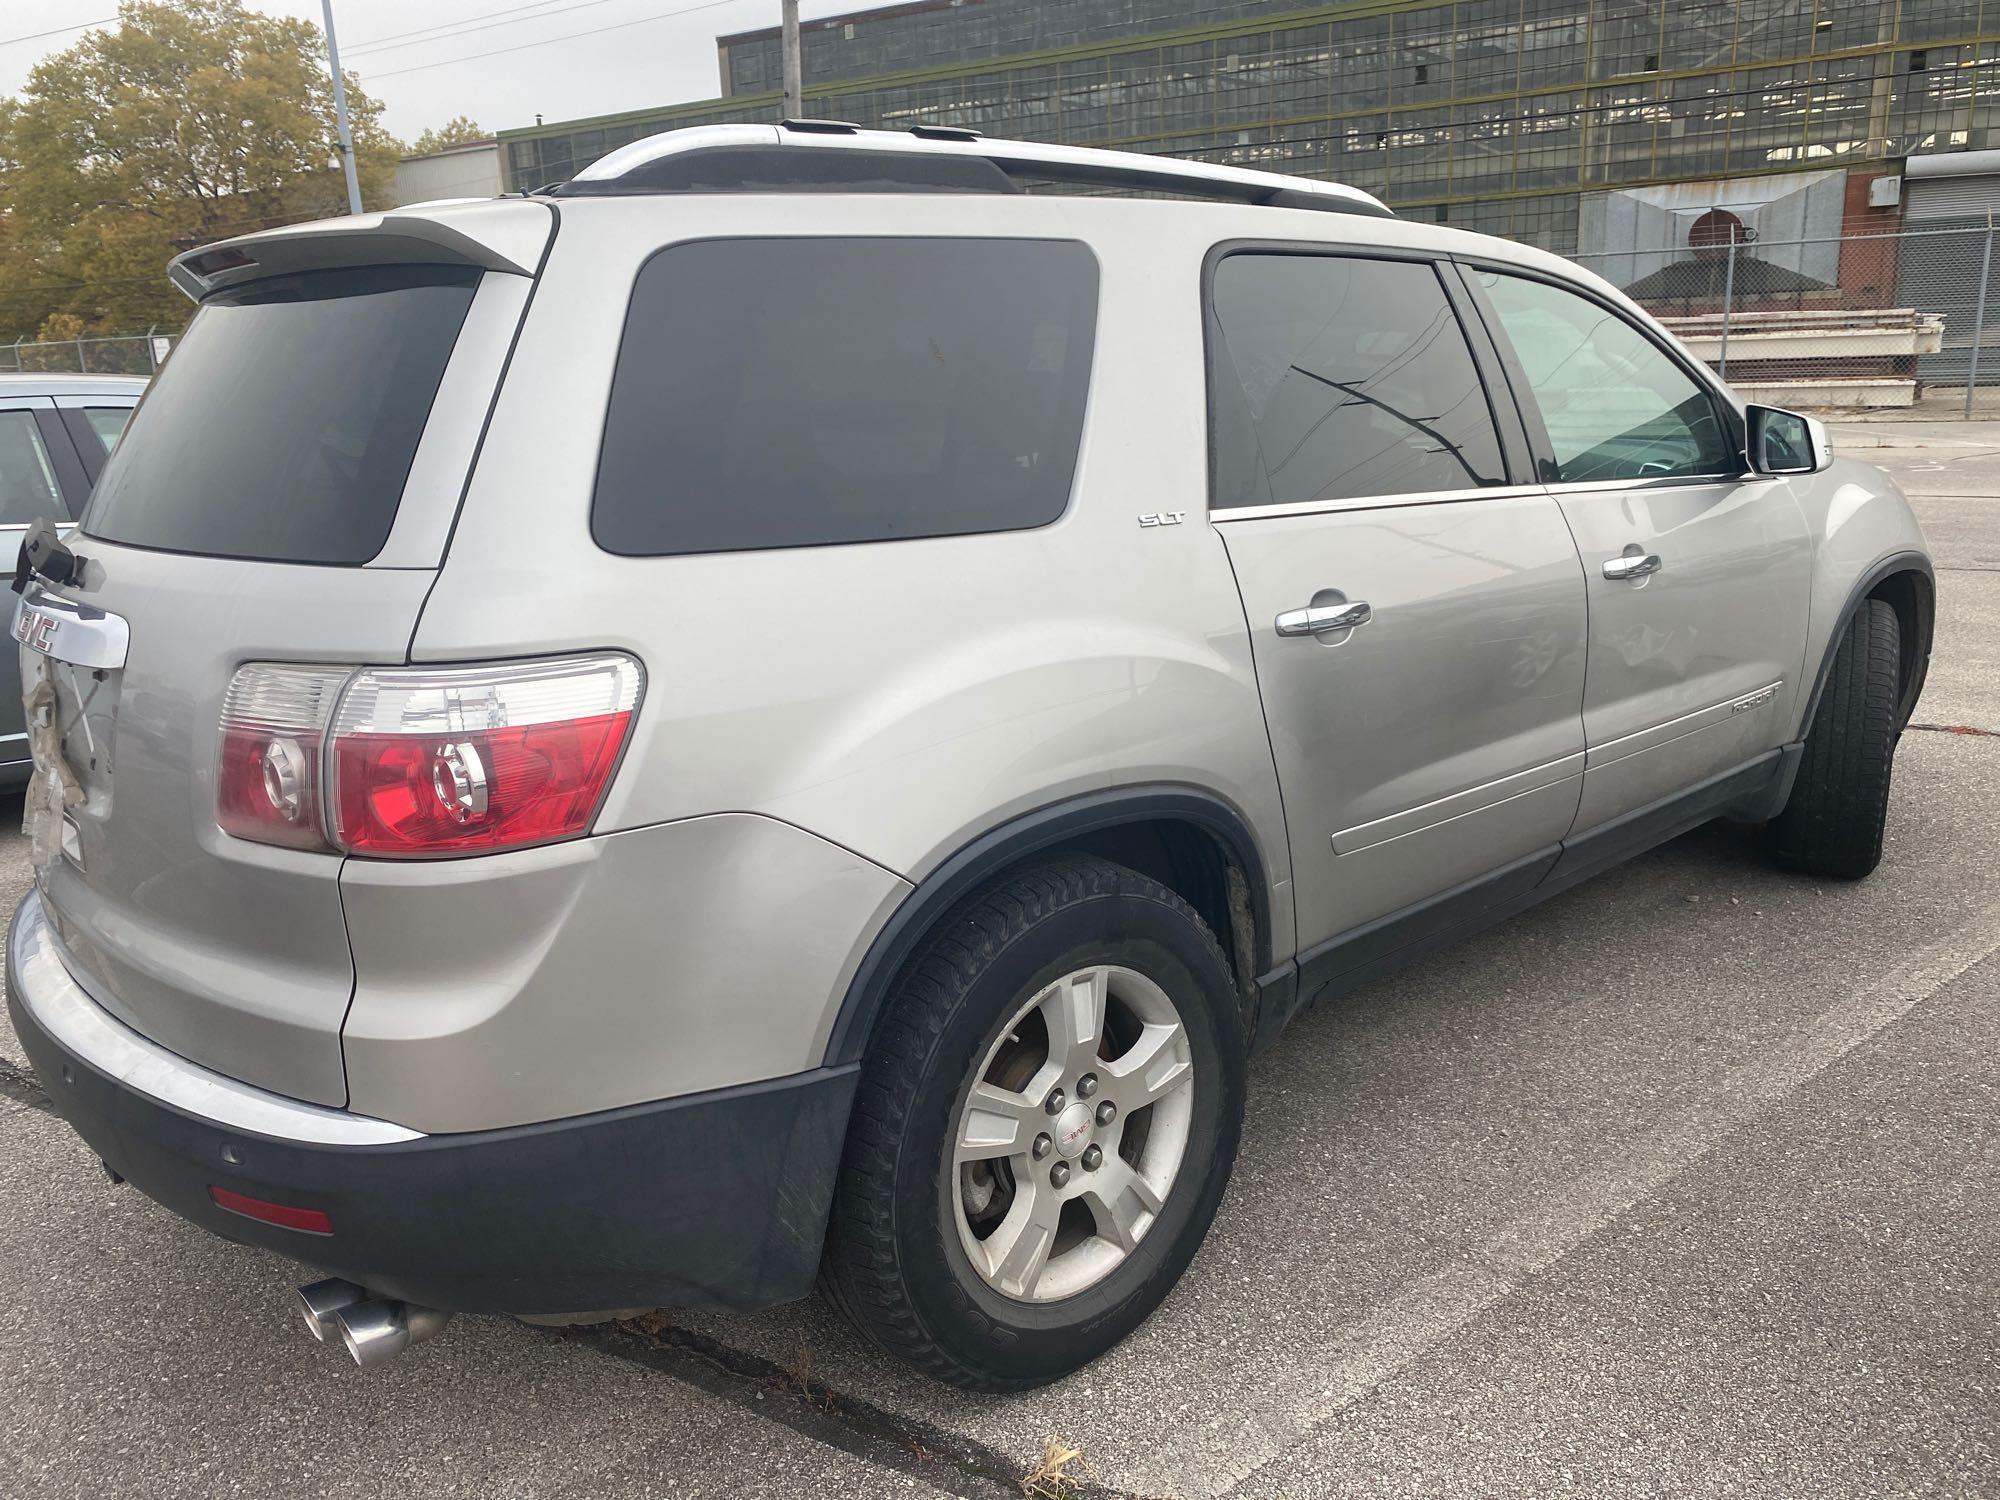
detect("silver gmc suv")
(7, 123), (1932, 1390)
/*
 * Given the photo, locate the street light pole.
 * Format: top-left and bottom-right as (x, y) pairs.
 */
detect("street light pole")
(321, 0), (365, 216)
(781, 0), (803, 119)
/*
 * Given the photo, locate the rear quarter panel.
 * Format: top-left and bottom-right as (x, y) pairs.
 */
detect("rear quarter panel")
(401, 198), (1295, 1115)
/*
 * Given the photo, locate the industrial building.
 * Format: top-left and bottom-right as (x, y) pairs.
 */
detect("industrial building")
(497, 0), (1998, 257)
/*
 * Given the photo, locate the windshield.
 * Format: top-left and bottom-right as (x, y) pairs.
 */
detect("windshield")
(83, 264), (479, 565)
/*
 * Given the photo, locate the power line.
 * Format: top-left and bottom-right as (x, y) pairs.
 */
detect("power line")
(358, 0), (746, 81)
(344, 0), (631, 58)
(0, 17), (118, 49)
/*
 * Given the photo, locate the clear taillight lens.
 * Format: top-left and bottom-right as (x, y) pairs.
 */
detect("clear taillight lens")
(216, 654), (643, 858)
(328, 653), (642, 857)
(217, 665), (349, 850)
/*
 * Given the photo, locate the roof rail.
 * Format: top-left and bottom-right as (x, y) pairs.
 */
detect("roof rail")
(553, 123), (1393, 218)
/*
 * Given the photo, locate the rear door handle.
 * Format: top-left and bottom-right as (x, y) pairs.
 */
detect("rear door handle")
(1601, 551), (1663, 581)
(1275, 600), (1372, 637)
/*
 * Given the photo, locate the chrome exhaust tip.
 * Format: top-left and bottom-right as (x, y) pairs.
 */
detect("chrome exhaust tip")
(332, 1298), (454, 1368)
(297, 1278), (369, 1343)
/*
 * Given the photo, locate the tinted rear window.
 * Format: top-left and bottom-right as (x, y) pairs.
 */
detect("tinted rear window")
(591, 237), (1098, 556)
(83, 265), (477, 564)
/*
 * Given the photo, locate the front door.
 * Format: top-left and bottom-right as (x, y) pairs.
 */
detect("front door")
(1462, 266), (1813, 831)
(1206, 249), (1589, 964)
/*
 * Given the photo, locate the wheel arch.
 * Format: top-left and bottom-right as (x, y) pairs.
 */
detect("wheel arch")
(1800, 551), (1934, 735)
(822, 785), (1276, 1068)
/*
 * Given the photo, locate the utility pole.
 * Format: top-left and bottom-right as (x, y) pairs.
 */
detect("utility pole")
(322, 0), (365, 216)
(781, 0), (803, 119)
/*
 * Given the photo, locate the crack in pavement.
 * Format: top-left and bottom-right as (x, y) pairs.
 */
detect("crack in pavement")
(576, 1318), (1142, 1500)
(1908, 722), (2000, 738)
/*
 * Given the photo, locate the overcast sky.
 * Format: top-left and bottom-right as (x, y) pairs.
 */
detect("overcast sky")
(0, 0), (889, 143)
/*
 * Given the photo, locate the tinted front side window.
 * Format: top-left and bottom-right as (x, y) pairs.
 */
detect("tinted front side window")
(0, 411), (64, 525)
(1475, 271), (1736, 484)
(592, 237), (1098, 556)
(1208, 253), (1506, 509)
(84, 265), (477, 564)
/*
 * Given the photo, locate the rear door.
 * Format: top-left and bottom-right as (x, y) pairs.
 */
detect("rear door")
(22, 207), (549, 1106)
(1460, 263), (1812, 832)
(1208, 249), (1589, 979)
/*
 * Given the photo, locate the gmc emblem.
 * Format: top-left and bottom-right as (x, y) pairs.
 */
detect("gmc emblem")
(15, 607), (59, 655)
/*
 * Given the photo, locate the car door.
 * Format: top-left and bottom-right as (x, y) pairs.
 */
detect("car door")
(1460, 264), (1813, 833)
(1208, 248), (1589, 987)
(0, 395), (93, 775)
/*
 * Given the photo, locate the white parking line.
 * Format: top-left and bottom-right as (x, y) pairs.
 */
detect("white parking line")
(1135, 895), (2000, 1500)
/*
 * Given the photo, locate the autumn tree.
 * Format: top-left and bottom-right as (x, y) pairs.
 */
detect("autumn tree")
(0, 0), (400, 337)
(412, 115), (488, 155)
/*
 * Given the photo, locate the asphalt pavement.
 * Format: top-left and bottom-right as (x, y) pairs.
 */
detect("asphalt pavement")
(0, 424), (1994, 1499)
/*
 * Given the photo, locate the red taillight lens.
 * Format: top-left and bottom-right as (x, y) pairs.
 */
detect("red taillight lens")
(216, 666), (349, 851)
(208, 1185), (334, 1235)
(329, 654), (642, 857)
(217, 654), (643, 858)
(333, 711), (634, 855)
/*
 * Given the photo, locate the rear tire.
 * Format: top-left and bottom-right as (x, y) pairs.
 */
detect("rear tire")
(822, 856), (1246, 1391)
(1770, 597), (1902, 880)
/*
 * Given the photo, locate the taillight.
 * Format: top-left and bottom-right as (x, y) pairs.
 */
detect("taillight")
(215, 654), (642, 858)
(329, 653), (642, 857)
(217, 665), (349, 850)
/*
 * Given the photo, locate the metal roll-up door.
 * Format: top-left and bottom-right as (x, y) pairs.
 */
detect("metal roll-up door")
(1896, 152), (2000, 390)
(1905, 173), (2000, 221)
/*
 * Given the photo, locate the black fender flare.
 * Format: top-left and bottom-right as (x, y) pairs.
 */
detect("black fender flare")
(1798, 550), (1935, 737)
(821, 784), (1276, 1067)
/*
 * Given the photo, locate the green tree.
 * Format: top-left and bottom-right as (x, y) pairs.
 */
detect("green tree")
(411, 115), (487, 155)
(0, 0), (400, 337)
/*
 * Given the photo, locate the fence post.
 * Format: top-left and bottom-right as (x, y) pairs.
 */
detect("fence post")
(1718, 238), (1737, 382)
(146, 325), (159, 374)
(1968, 215), (1994, 422)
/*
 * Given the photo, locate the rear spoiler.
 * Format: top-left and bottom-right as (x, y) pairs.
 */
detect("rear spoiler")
(168, 199), (553, 302)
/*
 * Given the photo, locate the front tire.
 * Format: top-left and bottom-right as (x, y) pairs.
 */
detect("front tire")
(1771, 597), (1903, 879)
(822, 857), (1246, 1391)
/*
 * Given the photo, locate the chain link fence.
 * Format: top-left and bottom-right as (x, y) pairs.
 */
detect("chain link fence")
(1577, 221), (2000, 422)
(0, 332), (178, 377)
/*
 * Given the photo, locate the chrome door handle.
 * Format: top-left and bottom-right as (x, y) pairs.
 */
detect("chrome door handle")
(1601, 552), (1663, 581)
(1275, 600), (1372, 637)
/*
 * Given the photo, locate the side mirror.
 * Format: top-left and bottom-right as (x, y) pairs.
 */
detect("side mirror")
(1746, 405), (1833, 476)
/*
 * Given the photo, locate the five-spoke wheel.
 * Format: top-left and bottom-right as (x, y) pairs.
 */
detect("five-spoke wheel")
(822, 856), (1246, 1390)
(953, 964), (1195, 1302)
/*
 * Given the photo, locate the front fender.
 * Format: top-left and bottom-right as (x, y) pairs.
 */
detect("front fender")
(1788, 458), (1934, 736)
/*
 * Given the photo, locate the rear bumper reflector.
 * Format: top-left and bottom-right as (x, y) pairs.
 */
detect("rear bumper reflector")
(209, 1185), (334, 1236)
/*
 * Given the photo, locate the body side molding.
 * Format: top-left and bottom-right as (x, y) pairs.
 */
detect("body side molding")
(1257, 747), (1795, 1050)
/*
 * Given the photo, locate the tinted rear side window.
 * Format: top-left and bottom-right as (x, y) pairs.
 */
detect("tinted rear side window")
(1208, 253), (1506, 508)
(592, 237), (1098, 556)
(83, 265), (477, 564)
